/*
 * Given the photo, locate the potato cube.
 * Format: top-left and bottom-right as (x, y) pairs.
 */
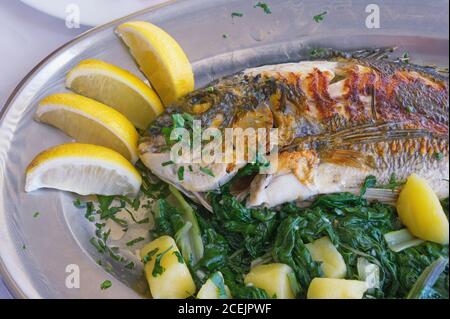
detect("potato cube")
(307, 278), (368, 299)
(244, 263), (295, 299)
(397, 174), (449, 244)
(305, 236), (347, 278)
(197, 272), (232, 299)
(140, 235), (196, 299)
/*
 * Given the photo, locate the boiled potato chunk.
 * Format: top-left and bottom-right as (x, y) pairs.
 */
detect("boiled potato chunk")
(307, 278), (368, 299)
(197, 272), (232, 299)
(397, 174), (449, 244)
(244, 263), (295, 299)
(140, 235), (196, 299)
(305, 236), (347, 279)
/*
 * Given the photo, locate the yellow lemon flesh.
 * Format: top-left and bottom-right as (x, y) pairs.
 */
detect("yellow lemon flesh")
(116, 21), (194, 106)
(25, 143), (142, 196)
(35, 93), (139, 163)
(66, 59), (164, 130)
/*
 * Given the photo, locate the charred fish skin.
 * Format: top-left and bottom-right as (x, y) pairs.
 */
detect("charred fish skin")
(145, 58), (448, 146)
(139, 57), (448, 204)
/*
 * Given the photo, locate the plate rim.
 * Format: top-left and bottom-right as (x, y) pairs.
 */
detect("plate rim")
(1, 0), (448, 299)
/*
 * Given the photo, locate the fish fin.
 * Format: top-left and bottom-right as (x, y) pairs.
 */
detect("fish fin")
(310, 47), (397, 61)
(321, 122), (436, 146)
(281, 123), (440, 155)
(320, 149), (371, 169)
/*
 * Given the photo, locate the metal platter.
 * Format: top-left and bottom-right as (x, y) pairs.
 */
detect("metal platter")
(0, 0), (448, 298)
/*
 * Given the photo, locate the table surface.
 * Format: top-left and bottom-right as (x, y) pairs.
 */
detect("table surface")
(0, 1), (89, 299)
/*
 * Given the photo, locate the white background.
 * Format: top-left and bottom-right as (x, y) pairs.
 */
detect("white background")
(0, 0), (89, 298)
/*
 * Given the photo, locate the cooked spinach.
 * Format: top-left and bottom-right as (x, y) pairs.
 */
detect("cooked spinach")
(149, 166), (449, 299)
(153, 186), (204, 266)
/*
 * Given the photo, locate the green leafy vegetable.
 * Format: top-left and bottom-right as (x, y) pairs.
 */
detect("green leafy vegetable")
(153, 186), (204, 266)
(434, 152), (444, 161)
(177, 166), (185, 181)
(162, 160), (175, 167)
(209, 272), (229, 299)
(142, 248), (159, 264)
(100, 280), (112, 290)
(152, 245), (173, 277)
(360, 175), (377, 196)
(384, 229), (424, 252)
(400, 51), (410, 64)
(407, 257), (448, 299)
(73, 198), (84, 208)
(254, 2), (271, 14)
(173, 251), (185, 264)
(146, 162), (449, 299)
(357, 257), (380, 289)
(272, 216), (322, 297)
(287, 272), (301, 297)
(406, 105), (416, 113)
(125, 261), (135, 270)
(231, 12), (244, 18)
(170, 186), (204, 265)
(313, 11), (327, 23)
(200, 167), (215, 177)
(376, 173), (405, 191)
(126, 237), (145, 247)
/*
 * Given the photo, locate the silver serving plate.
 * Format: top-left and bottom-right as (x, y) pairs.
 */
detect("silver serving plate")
(0, 0), (448, 298)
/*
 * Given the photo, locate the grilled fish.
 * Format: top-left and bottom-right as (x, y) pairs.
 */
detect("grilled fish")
(139, 54), (449, 208)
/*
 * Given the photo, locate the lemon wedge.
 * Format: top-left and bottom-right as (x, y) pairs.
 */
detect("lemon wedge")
(115, 21), (194, 105)
(66, 59), (164, 129)
(25, 143), (142, 196)
(35, 93), (139, 163)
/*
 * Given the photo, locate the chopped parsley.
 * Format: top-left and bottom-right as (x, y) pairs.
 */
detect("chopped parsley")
(173, 251), (185, 264)
(434, 152), (444, 161)
(84, 202), (95, 222)
(152, 246), (173, 277)
(162, 113), (195, 145)
(126, 237), (145, 247)
(136, 217), (150, 225)
(22, 244), (26, 250)
(406, 105), (415, 113)
(188, 165), (194, 172)
(162, 160), (175, 167)
(178, 166), (185, 181)
(222, 34), (229, 39)
(309, 48), (329, 59)
(100, 280), (112, 290)
(254, 2), (272, 14)
(90, 237), (105, 254)
(200, 167), (215, 177)
(132, 198), (140, 210)
(142, 248), (159, 264)
(400, 51), (410, 64)
(207, 86), (215, 93)
(313, 11), (327, 23)
(33, 212), (40, 218)
(376, 173), (406, 191)
(231, 12), (244, 18)
(73, 198), (85, 208)
(125, 261), (135, 270)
